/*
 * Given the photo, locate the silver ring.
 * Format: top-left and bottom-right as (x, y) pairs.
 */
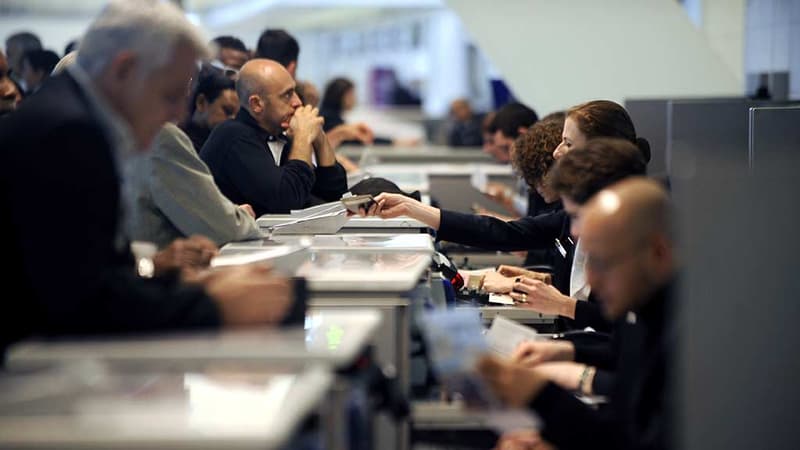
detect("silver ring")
(521, 293), (527, 303)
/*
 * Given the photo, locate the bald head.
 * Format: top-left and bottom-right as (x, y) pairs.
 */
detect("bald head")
(583, 177), (671, 245)
(236, 58), (301, 134)
(236, 59), (288, 108)
(581, 177), (673, 319)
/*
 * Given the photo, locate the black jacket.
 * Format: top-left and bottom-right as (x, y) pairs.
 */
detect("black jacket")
(179, 120), (211, 153)
(523, 192), (562, 268)
(530, 281), (675, 450)
(200, 109), (347, 215)
(0, 73), (221, 357)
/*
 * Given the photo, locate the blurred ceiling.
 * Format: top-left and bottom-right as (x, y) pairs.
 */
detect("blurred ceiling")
(0, 0), (443, 23)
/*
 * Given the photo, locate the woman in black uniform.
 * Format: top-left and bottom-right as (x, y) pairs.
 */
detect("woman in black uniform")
(365, 100), (650, 332)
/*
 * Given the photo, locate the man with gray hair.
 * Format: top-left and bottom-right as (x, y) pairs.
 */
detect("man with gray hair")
(0, 0), (302, 358)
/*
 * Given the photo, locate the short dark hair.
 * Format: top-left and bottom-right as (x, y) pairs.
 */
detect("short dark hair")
(255, 29), (299, 67)
(22, 49), (60, 75)
(492, 102), (539, 138)
(481, 111), (497, 134)
(320, 77), (354, 113)
(189, 65), (236, 116)
(512, 113), (565, 188)
(212, 35), (248, 53)
(550, 137), (647, 204)
(567, 100), (651, 163)
(6, 32), (42, 52)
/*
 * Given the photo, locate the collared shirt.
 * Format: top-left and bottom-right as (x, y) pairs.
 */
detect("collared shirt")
(266, 135), (287, 165)
(570, 238), (592, 301)
(68, 63), (138, 251)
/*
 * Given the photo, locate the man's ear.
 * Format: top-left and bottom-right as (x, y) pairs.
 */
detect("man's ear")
(195, 93), (208, 112)
(248, 94), (263, 114)
(286, 60), (297, 78)
(107, 51), (138, 84)
(517, 126), (528, 136)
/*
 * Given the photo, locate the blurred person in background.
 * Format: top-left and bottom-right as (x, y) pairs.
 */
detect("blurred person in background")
(211, 35), (249, 73)
(181, 65), (239, 152)
(5, 31), (42, 90)
(0, 0), (301, 358)
(255, 29), (299, 77)
(19, 49), (60, 94)
(475, 101), (540, 220)
(321, 76), (420, 147)
(447, 98), (483, 147)
(295, 79), (320, 108)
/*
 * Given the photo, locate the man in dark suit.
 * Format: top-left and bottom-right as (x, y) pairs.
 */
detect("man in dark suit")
(0, 0), (298, 358)
(200, 59), (347, 215)
(479, 177), (676, 450)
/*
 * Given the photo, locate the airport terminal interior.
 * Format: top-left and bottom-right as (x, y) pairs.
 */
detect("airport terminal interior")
(0, 0), (798, 449)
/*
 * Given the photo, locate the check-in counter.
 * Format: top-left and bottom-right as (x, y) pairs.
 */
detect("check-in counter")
(7, 309), (382, 450)
(478, 306), (557, 329)
(299, 250), (431, 450)
(256, 214), (430, 234)
(0, 363), (332, 450)
(238, 233), (435, 253)
(215, 236), (435, 450)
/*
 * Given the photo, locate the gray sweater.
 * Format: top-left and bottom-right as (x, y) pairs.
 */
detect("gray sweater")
(124, 123), (263, 248)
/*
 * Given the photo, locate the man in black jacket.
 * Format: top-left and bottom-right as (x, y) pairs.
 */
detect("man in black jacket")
(200, 59), (347, 215)
(0, 0), (298, 359)
(479, 177), (676, 450)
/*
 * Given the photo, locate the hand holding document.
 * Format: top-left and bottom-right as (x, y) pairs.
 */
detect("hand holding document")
(418, 309), (540, 432)
(484, 315), (540, 357)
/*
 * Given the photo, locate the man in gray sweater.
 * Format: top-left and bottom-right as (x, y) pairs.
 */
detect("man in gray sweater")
(124, 122), (264, 248)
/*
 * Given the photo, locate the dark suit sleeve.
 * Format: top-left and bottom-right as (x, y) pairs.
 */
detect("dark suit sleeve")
(530, 383), (621, 450)
(223, 136), (316, 215)
(311, 162), (348, 202)
(574, 299), (613, 333)
(11, 122), (221, 336)
(592, 369), (615, 397)
(574, 341), (617, 370)
(532, 382), (667, 450)
(437, 210), (564, 251)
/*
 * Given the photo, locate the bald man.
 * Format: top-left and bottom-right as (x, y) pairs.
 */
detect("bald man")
(200, 59), (347, 215)
(478, 177), (676, 450)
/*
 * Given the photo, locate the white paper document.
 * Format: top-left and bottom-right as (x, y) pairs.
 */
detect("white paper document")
(484, 315), (540, 357)
(418, 309), (541, 432)
(488, 293), (515, 305)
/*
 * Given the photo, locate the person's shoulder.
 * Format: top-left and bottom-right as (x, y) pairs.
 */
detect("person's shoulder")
(156, 123), (194, 155)
(1, 73), (99, 141)
(153, 124), (208, 168)
(200, 119), (250, 153)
